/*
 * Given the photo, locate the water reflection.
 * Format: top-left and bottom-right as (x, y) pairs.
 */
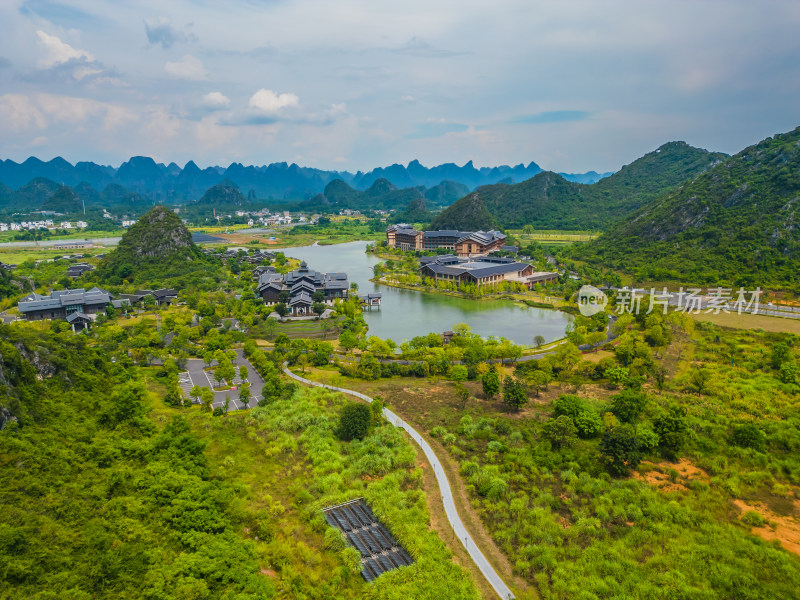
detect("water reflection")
(269, 241), (572, 346)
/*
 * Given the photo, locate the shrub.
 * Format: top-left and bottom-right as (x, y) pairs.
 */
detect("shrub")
(573, 408), (603, 439)
(741, 511), (766, 527)
(600, 424), (643, 476)
(336, 402), (371, 441)
(542, 416), (578, 449)
(552, 394), (584, 418)
(653, 405), (688, 459)
(610, 390), (648, 423)
(731, 423), (767, 452)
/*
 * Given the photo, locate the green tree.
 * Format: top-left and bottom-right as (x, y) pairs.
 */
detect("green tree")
(533, 334), (546, 348)
(653, 405), (688, 459)
(189, 385), (202, 405)
(543, 415), (578, 448)
(214, 357), (236, 387)
(274, 302), (288, 317)
(455, 383), (471, 410)
(200, 387), (214, 413)
(779, 361), (798, 384)
(339, 329), (359, 352)
(502, 376), (528, 411)
(336, 402), (371, 441)
(450, 364), (468, 383)
(238, 382), (251, 409)
(239, 365), (248, 381)
(600, 424), (643, 476)
(688, 367), (711, 397)
(610, 390), (648, 423)
(482, 367), (501, 400)
(771, 342), (792, 369)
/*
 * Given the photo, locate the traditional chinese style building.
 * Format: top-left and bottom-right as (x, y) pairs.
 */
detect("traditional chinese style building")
(256, 261), (349, 316)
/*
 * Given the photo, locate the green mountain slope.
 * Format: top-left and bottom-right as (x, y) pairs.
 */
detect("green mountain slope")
(195, 179), (248, 207)
(101, 205), (204, 282)
(301, 178), (425, 212)
(432, 142), (727, 231)
(570, 126), (800, 288)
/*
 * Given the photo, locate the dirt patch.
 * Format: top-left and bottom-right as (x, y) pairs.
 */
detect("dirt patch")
(580, 350), (614, 364)
(732, 498), (800, 556)
(632, 458), (710, 493)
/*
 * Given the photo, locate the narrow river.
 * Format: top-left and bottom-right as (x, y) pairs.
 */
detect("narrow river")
(272, 241), (572, 346)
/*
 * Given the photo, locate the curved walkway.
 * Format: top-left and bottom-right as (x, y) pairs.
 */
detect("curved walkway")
(283, 365), (515, 600)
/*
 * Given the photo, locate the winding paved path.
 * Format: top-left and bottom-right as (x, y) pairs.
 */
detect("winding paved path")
(283, 365), (515, 600)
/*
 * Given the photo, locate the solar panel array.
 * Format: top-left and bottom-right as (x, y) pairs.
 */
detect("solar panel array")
(323, 499), (414, 582)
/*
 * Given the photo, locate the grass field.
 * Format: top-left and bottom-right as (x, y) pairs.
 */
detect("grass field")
(691, 310), (800, 334)
(508, 229), (599, 245)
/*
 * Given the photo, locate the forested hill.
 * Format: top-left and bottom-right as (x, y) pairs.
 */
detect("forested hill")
(299, 177), (469, 212)
(0, 155), (608, 203)
(568, 126), (800, 289)
(100, 205), (204, 283)
(431, 141), (728, 231)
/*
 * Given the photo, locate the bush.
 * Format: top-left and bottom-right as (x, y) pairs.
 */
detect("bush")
(741, 510), (766, 527)
(573, 408), (603, 439)
(610, 390), (648, 423)
(336, 402), (372, 441)
(543, 416), (578, 449)
(552, 394), (584, 419)
(653, 405), (688, 459)
(731, 423), (767, 452)
(600, 424), (643, 476)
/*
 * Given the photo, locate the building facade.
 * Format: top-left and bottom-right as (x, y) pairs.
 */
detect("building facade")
(18, 287), (126, 321)
(256, 261), (349, 316)
(419, 255), (558, 289)
(387, 225), (506, 257)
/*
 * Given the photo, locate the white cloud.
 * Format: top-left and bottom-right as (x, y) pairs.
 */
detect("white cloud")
(164, 54), (207, 80)
(0, 93), (134, 133)
(36, 30), (94, 69)
(202, 91), (231, 109)
(249, 88), (299, 113)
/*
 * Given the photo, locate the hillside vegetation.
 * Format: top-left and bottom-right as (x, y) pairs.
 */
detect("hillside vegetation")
(300, 177), (466, 213)
(0, 325), (480, 599)
(100, 205), (206, 284)
(432, 142), (727, 231)
(569, 126), (800, 289)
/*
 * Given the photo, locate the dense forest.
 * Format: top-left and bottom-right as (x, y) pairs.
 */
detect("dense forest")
(431, 141), (727, 231)
(0, 323), (481, 599)
(568, 126), (800, 290)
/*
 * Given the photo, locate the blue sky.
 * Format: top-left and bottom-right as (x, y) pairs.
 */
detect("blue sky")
(0, 0), (798, 173)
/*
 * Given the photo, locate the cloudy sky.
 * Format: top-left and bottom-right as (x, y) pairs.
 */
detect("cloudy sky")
(0, 0), (798, 173)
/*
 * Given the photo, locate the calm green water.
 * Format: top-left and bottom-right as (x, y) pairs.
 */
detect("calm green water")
(273, 241), (572, 346)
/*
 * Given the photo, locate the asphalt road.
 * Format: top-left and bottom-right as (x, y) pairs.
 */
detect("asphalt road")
(180, 349), (264, 411)
(283, 365), (516, 600)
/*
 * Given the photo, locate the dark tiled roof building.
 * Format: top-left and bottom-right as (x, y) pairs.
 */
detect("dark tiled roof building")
(419, 255), (558, 288)
(386, 224), (506, 256)
(256, 261), (349, 316)
(18, 287), (116, 321)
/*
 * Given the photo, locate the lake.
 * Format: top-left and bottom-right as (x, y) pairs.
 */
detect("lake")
(271, 241), (572, 346)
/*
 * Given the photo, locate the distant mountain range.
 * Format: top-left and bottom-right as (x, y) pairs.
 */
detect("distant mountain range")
(570, 126), (800, 288)
(431, 141), (728, 231)
(0, 156), (611, 206)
